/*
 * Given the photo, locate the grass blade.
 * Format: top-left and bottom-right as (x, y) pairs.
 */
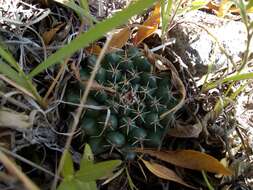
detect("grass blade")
(0, 61), (28, 88)
(29, 0), (157, 77)
(204, 72), (253, 90)
(79, 0), (90, 13)
(0, 44), (22, 72)
(161, 0), (173, 38)
(53, 0), (97, 23)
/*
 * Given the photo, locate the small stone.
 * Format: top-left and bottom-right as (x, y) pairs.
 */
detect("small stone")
(170, 10), (252, 76)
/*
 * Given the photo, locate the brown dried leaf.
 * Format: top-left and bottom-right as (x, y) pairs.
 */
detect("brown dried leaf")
(135, 149), (233, 176)
(153, 55), (186, 118)
(204, 0), (250, 15)
(42, 23), (65, 45)
(86, 27), (130, 55)
(133, 2), (160, 45)
(167, 119), (203, 138)
(217, 0), (234, 17)
(204, 1), (219, 13)
(142, 159), (196, 189)
(107, 27), (131, 52)
(86, 44), (102, 56)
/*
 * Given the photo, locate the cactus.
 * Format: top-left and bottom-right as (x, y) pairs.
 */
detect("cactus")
(65, 47), (179, 156)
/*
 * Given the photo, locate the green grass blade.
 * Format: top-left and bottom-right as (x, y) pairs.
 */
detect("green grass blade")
(0, 45), (43, 105)
(204, 72), (253, 90)
(29, 0), (157, 78)
(53, 0), (97, 23)
(79, 0), (89, 13)
(161, 0), (173, 38)
(0, 61), (28, 88)
(0, 62), (43, 105)
(0, 45), (22, 72)
(231, 0), (248, 24)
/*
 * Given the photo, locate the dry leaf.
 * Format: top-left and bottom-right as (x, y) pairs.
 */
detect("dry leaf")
(133, 2), (160, 45)
(86, 44), (102, 55)
(204, 0), (253, 16)
(217, 0), (234, 17)
(70, 61), (81, 80)
(0, 107), (32, 130)
(107, 27), (131, 52)
(42, 23), (65, 45)
(167, 119), (202, 138)
(151, 54), (186, 119)
(142, 159), (196, 189)
(86, 27), (130, 55)
(135, 149), (233, 176)
(205, 1), (219, 13)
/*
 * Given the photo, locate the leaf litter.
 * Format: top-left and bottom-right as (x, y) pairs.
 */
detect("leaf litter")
(0, 0), (252, 190)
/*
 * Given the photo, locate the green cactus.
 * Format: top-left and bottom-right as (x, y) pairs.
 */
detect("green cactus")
(65, 47), (179, 157)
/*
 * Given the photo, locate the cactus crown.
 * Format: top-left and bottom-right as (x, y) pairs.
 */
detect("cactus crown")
(65, 47), (179, 158)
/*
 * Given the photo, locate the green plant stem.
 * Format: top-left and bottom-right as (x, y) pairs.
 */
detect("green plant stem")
(201, 171), (214, 190)
(204, 72), (253, 90)
(202, 4), (253, 131)
(237, 32), (252, 72)
(224, 24), (253, 97)
(0, 45), (22, 72)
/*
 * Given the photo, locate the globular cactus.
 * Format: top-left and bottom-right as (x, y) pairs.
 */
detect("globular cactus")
(65, 47), (179, 158)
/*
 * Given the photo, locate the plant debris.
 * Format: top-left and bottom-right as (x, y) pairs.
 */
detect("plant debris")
(0, 0), (252, 190)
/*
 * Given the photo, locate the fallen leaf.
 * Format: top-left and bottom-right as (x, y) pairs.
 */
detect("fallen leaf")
(135, 149), (233, 176)
(133, 2), (160, 45)
(229, 3), (253, 14)
(0, 107), (32, 130)
(86, 28), (130, 55)
(167, 119), (202, 138)
(142, 159), (196, 189)
(204, 1), (219, 13)
(86, 44), (102, 56)
(42, 23), (65, 45)
(107, 27), (131, 52)
(217, 0), (234, 17)
(204, 0), (253, 16)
